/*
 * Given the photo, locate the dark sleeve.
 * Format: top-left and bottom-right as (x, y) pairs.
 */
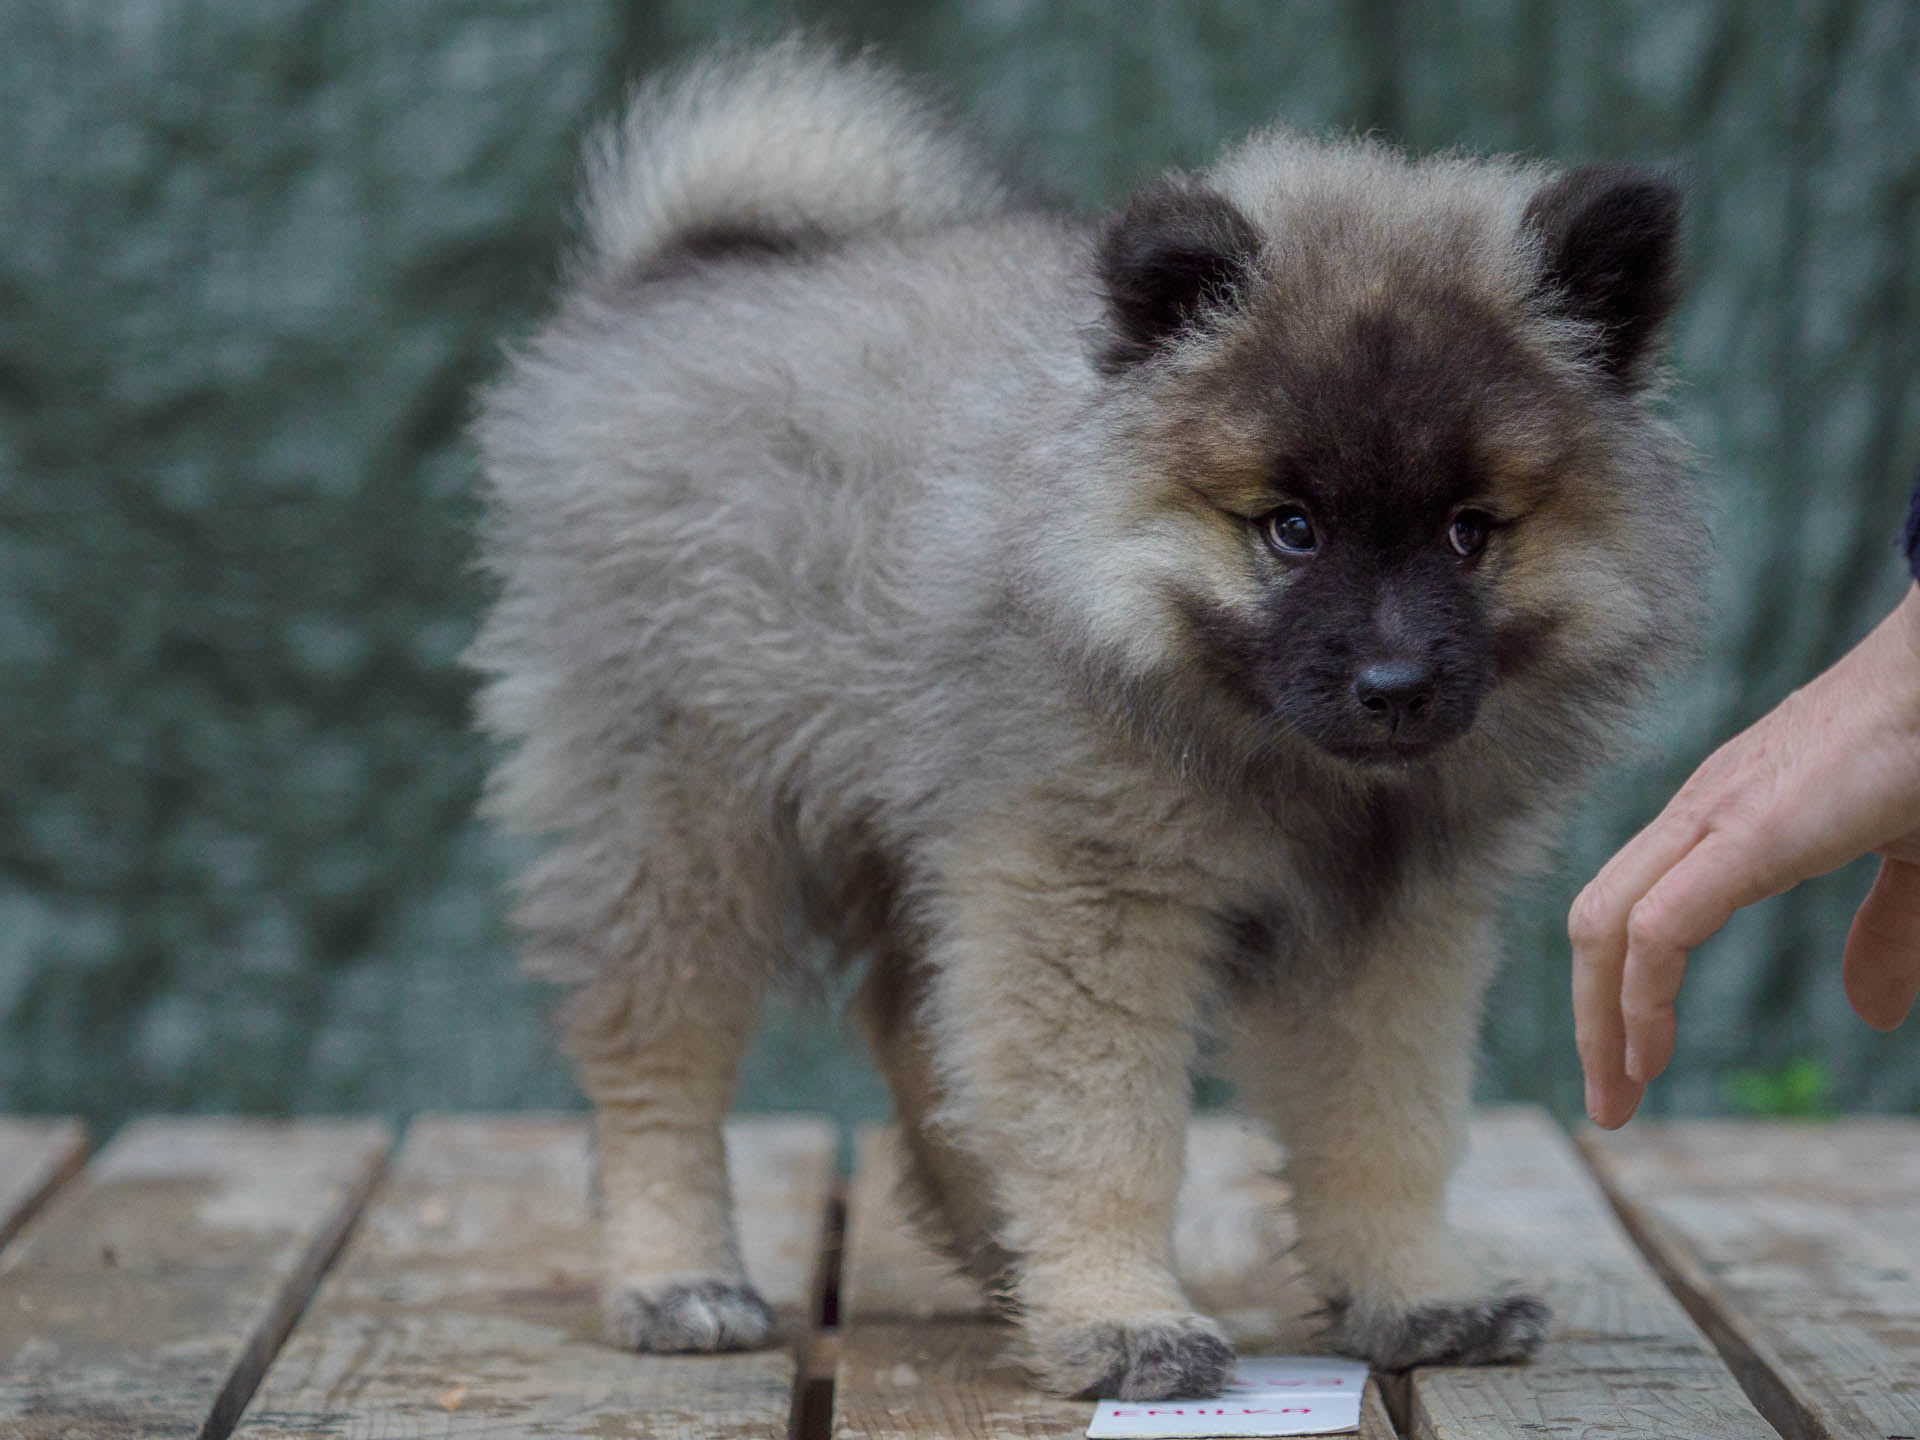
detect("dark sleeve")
(1908, 464), (1920, 584)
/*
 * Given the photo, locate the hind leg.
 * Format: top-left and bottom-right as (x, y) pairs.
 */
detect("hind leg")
(854, 949), (1014, 1298)
(576, 964), (770, 1352)
(526, 766), (790, 1353)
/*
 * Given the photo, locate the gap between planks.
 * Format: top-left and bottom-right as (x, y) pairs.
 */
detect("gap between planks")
(0, 1115), (843, 1440)
(1406, 1109), (1776, 1440)
(0, 1119), (89, 1255)
(829, 1109), (1782, 1440)
(0, 1118), (390, 1440)
(1583, 1117), (1920, 1440)
(10, 1112), (1904, 1440)
(832, 1119), (1395, 1440)
(230, 1114), (838, 1440)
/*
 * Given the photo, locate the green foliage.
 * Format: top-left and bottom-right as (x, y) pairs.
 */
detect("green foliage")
(1720, 1057), (1836, 1118)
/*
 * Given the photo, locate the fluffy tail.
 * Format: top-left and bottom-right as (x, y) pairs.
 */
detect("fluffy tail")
(579, 37), (1008, 280)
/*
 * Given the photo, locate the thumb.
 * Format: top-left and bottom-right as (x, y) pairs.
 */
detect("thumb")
(1843, 856), (1920, 1030)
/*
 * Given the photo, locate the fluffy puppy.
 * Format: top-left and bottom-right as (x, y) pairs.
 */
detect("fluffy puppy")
(469, 39), (1700, 1400)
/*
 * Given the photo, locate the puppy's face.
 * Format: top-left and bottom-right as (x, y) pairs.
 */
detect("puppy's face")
(1090, 164), (1685, 770)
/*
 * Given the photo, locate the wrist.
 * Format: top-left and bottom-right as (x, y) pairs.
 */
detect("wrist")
(1891, 583), (1920, 666)
(1872, 584), (1920, 729)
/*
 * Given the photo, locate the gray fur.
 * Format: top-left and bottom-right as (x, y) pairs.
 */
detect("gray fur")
(608, 1278), (776, 1354)
(1042, 1314), (1238, 1401)
(579, 36), (1006, 284)
(1326, 1292), (1552, 1370)
(470, 40), (1698, 1394)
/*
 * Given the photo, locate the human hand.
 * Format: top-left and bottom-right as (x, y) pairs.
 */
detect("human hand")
(1569, 583), (1920, 1128)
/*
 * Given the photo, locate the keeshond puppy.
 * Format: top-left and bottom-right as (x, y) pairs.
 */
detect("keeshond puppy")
(469, 39), (1698, 1400)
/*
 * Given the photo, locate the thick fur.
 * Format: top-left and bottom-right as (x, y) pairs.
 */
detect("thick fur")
(470, 41), (1701, 1398)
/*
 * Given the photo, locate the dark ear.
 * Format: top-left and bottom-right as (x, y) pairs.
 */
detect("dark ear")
(1097, 176), (1263, 372)
(1525, 166), (1682, 387)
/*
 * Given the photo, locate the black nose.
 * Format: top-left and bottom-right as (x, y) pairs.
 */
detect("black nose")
(1353, 659), (1435, 732)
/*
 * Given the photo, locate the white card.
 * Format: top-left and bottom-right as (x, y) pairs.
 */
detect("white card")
(1085, 1395), (1360, 1438)
(1222, 1357), (1369, 1397)
(1086, 1356), (1369, 1439)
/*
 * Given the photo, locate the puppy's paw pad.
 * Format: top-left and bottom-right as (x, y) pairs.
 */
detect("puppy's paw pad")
(1038, 1313), (1236, 1400)
(1330, 1292), (1550, 1370)
(607, 1276), (775, 1353)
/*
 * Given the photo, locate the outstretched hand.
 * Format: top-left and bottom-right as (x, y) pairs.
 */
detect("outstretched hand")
(1569, 584), (1920, 1128)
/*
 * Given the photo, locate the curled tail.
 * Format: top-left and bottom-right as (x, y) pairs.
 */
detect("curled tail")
(579, 36), (1008, 281)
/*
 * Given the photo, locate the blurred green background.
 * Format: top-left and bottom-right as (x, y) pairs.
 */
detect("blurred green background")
(4, 1), (1917, 1137)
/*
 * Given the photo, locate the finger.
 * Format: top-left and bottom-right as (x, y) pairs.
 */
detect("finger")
(1570, 926), (1642, 1128)
(1620, 831), (1788, 1083)
(1843, 856), (1920, 1030)
(1569, 884), (1632, 1125)
(1570, 813), (1711, 1126)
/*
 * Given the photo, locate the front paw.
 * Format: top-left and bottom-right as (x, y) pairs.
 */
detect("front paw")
(1030, 1311), (1236, 1399)
(605, 1273), (776, 1353)
(1325, 1291), (1549, 1369)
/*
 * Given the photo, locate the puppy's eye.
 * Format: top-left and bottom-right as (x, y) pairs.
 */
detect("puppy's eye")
(1448, 508), (1495, 559)
(1262, 506), (1317, 556)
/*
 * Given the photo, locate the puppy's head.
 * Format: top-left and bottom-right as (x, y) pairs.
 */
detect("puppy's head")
(1072, 141), (1694, 775)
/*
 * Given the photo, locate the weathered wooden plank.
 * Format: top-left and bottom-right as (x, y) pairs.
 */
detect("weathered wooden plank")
(836, 1326), (1400, 1440)
(0, 1117), (389, 1440)
(1582, 1117), (1920, 1440)
(1358, 1377), (1396, 1439)
(1409, 1107), (1777, 1440)
(834, 1320), (1099, 1440)
(0, 1119), (88, 1254)
(232, 1114), (835, 1440)
(833, 1121), (1393, 1440)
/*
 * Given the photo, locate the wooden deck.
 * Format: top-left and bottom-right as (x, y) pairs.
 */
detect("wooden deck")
(0, 1109), (1912, 1438)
